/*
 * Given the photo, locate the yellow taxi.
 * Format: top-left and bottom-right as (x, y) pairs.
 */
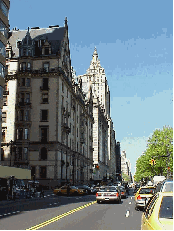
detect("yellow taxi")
(135, 186), (156, 210)
(53, 185), (85, 196)
(141, 192), (173, 230)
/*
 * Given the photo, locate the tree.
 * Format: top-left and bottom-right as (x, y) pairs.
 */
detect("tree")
(134, 126), (173, 181)
(122, 172), (131, 183)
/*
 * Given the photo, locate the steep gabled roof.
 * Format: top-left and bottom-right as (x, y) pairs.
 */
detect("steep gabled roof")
(8, 27), (66, 57)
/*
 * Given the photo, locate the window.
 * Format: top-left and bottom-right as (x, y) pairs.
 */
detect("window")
(17, 128), (23, 140)
(25, 93), (30, 103)
(25, 110), (29, 121)
(3, 95), (7, 106)
(28, 49), (32, 56)
(40, 127), (48, 142)
(31, 166), (36, 180)
(20, 110), (24, 121)
(40, 147), (47, 160)
(26, 78), (30, 87)
(2, 129), (5, 142)
(42, 93), (48, 103)
(21, 78), (25, 86)
(42, 78), (48, 90)
(0, 19), (8, 38)
(23, 49), (26, 56)
(23, 148), (28, 160)
(62, 82), (64, 92)
(2, 111), (6, 123)
(159, 196), (173, 219)
(0, 1), (9, 17)
(45, 47), (49, 55)
(41, 110), (48, 121)
(20, 93), (25, 103)
(40, 166), (46, 178)
(18, 147), (22, 160)
(27, 62), (31, 70)
(0, 62), (5, 78)
(24, 128), (29, 139)
(0, 41), (6, 57)
(22, 62), (26, 71)
(43, 63), (49, 72)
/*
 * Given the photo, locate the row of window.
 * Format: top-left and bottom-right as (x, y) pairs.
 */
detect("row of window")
(0, 0), (8, 17)
(19, 62), (49, 72)
(0, 19), (8, 38)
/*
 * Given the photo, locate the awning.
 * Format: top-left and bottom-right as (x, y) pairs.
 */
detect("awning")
(0, 166), (31, 179)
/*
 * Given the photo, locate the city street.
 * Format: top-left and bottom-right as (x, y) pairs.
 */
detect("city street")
(0, 190), (143, 230)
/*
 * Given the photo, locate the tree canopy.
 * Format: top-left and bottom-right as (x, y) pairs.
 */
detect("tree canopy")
(134, 126), (173, 182)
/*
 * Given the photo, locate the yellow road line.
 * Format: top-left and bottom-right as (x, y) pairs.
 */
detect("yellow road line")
(26, 201), (97, 230)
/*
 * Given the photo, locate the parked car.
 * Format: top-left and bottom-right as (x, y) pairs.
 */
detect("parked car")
(75, 186), (88, 195)
(53, 185), (79, 196)
(135, 186), (156, 210)
(90, 185), (98, 194)
(141, 192), (173, 230)
(96, 186), (121, 204)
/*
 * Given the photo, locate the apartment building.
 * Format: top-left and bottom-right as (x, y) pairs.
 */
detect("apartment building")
(1, 18), (94, 187)
(0, 0), (10, 159)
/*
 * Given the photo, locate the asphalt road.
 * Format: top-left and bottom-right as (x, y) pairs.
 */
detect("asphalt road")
(0, 189), (143, 230)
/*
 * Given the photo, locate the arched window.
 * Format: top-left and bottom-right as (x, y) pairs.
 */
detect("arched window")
(40, 147), (47, 160)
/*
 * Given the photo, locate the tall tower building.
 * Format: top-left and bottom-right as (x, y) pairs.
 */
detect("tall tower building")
(0, 0), (10, 161)
(79, 48), (117, 181)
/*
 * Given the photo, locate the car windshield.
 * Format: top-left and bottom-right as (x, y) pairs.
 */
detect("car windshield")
(159, 196), (173, 219)
(162, 183), (173, 192)
(71, 186), (76, 189)
(139, 188), (155, 194)
(99, 187), (116, 192)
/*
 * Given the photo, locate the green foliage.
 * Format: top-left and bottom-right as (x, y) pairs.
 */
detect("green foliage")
(134, 126), (173, 181)
(122, 172), (131, 183)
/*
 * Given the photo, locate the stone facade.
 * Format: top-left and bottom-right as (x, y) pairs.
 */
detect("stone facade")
(1, 19), (94, 187)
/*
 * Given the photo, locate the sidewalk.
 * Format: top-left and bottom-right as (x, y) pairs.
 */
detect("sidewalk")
(0, 190), (54, 206)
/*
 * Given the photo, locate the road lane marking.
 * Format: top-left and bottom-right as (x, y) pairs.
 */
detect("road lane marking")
(26, 201), (97, 230)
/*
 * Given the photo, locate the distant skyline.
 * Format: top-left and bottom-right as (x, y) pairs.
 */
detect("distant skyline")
(9, 0), (173, 174)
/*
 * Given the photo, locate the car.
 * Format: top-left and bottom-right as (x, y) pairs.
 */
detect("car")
(96, 186), (121, 204)
(134, 186), (156, 210)
(119, 186), (127, 198)
(155, 180), (173, 193)
(141, 192), (173, 230)
(53, 185), (79, 196)
(75, 186), (88, 195)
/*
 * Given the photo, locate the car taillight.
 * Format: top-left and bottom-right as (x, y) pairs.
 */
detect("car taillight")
(137, 195), (142, 200)
(116, 192), (118, 197)
(96, 193), (98, 197)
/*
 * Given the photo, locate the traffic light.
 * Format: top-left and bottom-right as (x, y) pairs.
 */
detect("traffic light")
(149, 159), (156, 166)
(95, 164), (99, 170)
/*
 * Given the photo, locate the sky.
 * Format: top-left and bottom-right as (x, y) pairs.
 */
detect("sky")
(9, 0), (173, 175)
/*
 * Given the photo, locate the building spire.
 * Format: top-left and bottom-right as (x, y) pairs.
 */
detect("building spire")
(92, 47), (98, 62)
(64, 17), (68, 27)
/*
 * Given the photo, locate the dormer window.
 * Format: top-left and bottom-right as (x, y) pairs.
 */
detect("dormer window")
(45, 47), (49, 55)
(23, 49), (26, 56)
(28, 49), (31, 56)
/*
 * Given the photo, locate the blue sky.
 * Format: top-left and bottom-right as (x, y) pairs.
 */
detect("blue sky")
(10, 0), (173, 175)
